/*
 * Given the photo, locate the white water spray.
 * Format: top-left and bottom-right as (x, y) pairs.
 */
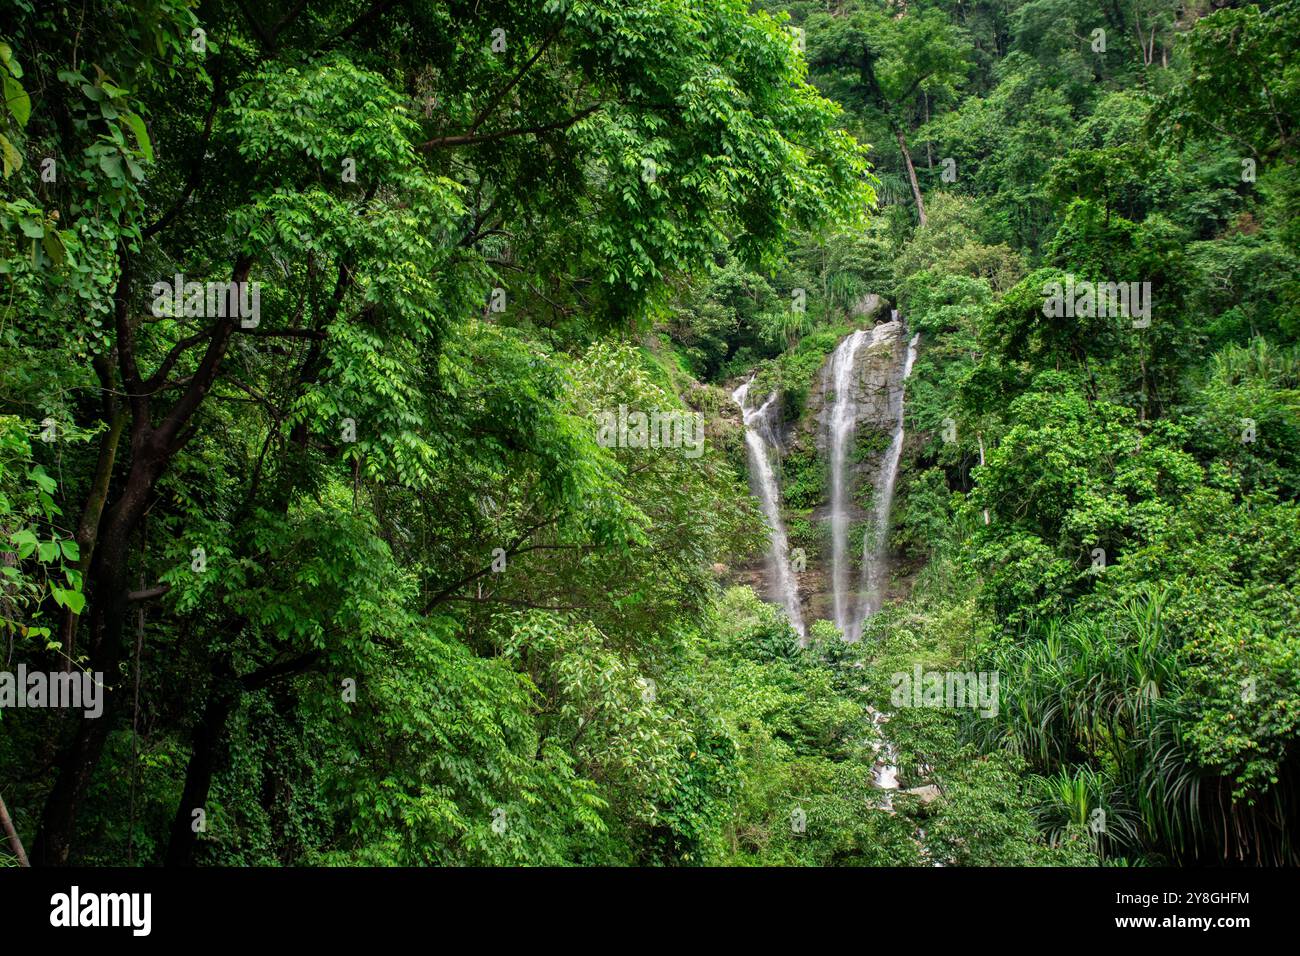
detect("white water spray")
(867, 706), (901, 808)
(823, 315), (920, 641)
(825, 329), (870, 639)
(860, 328), (921, 618)
(732, 379), (806, 639)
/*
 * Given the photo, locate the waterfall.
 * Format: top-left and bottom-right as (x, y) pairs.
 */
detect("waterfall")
(825, 329), (870, 640)
(732, 379), (806, 639)
(823, 314), (919, 641)
(859, 328), (921, 618)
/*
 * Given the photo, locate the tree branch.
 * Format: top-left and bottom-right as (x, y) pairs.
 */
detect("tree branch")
(112, 245), (148, 425)
(155, 255), (255, 456)
(467, 25), (563, 136)
(144, 326), (216, 394)
(417, 103), (603, 152)
(445, 596), (596, 611)
(232, 0), (273, 48)
(328, 0), (399, 46)
(142, 70), (225, 240)
(240, 650), (322, 691)
(127, 584), (170, 602)
(422, 514), (566, 612)
(238, 326), (326, 340)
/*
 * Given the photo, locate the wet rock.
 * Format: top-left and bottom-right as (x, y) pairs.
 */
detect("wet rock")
(900, 785), (941, 805)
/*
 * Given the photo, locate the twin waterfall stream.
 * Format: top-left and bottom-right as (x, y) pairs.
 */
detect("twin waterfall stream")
(732, 313), (919, 803)
(731, 379), (807, 638)
(829, 319), (921, 640)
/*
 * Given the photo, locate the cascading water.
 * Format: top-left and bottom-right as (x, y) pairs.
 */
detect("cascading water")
(824, 329), (870, 640)
(860, 326), (921, 618)
(866, 706), (900, 808)
(822, 314), (919, 641)
(732, 379), (806, 639)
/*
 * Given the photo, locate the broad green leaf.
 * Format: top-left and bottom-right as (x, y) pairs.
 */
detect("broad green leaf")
(42, 227), (67, 266)
(3, 75), (29, 126)
(0, 42), (19, 78)
(122, 111), (154, 162)
(0, 132), (20, 177)
(11, 527), (37, 558)
(54, 586), (86, 615)
(29, 465), (57, 493)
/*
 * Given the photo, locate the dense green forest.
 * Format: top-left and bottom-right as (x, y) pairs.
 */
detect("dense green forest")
(0, 0), (1295, 869)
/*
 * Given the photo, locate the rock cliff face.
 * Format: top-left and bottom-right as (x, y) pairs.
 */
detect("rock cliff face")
(730, 310), (918, 639)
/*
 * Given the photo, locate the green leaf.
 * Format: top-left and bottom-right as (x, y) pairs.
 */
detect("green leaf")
(0, 132), (20, 178)
(53, 586), (86, 615)
(3, 75), (30, 126)
(0, 42), (21, 79)
(11, 527), (37, 558)
(122, 111), (154, 162)
(98, 153), (124, 180)
(42, 227), (67, 266)
(29, 465), (57, 493)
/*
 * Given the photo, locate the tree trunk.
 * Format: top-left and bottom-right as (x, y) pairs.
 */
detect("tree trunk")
(894, 124), (928, 227)
(60, 404), (126, 671)
(924, 91), (932, 168)
(31, 446), (165, 865)
(858, 50), (928, 228)
(977, 434), (990, 526)
(0, 792), (30, 866)
(165, 673), (238, 866)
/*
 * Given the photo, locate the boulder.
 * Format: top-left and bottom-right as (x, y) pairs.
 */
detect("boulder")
(900, 784), (941, 805)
